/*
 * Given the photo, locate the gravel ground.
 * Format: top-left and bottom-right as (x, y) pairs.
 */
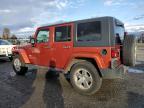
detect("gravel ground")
(0, 58), (144, 108)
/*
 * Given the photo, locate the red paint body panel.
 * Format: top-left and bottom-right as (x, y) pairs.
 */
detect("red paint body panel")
(15, 49), (31, 64)
(69, 47), (112, 69)
(50, 23), (74, 69)
(12, 22), (118, 70)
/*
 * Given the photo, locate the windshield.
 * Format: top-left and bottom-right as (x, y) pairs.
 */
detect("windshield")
(0, 40), (12, 45)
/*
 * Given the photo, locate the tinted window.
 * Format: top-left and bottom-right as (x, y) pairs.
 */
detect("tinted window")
(0, 40), (12, 45)
(77, 21), (101, 42)
(115, 25), (125, 44)
(36, 30), (49, 43)
(55, 26), (71, 42)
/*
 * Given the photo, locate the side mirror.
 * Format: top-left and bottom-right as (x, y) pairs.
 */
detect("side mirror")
(30, 38), (35, 47)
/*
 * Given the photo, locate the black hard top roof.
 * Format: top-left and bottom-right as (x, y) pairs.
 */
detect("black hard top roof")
(38, 16), (123, 28)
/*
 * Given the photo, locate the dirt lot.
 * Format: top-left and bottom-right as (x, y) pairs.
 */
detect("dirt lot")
(0, 58), (144, 108)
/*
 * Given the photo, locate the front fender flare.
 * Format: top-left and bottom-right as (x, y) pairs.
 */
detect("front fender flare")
(13, 49), (30, 64)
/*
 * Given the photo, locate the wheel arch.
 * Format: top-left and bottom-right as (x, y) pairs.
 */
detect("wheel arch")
(12, 49), (30, 64)
(64, 57), (102, 77)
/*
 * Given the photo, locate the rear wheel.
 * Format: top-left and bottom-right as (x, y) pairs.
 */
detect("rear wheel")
(12, 55), (28, 75)
(70, 61), (102, 95)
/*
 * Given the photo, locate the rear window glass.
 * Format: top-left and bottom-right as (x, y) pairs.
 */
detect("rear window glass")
(115, 20), (125, 44)
(77, 21), (101, 42)
(0, 40), (12, 45)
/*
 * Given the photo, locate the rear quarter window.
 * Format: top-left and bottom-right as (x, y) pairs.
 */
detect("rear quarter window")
(77, 21), (102, 42)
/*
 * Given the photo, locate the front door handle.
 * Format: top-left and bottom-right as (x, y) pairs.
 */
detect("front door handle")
(63, 46), (71, 49)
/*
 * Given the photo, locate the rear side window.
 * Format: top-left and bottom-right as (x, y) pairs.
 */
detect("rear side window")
(77, 21), (101, 42)
(55, 26), (71, 42)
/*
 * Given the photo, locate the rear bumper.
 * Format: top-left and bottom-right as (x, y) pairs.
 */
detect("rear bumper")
(100, 65), (128, 79)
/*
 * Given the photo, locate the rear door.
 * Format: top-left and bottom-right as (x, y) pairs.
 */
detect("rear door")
(51, 24), (73, 69)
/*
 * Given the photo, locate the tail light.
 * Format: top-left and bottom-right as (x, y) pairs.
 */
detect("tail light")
(12, 47), (15, 50)
(111, 48), (121, 68)
(111, 48), (119, 58)
(12, 46), (16, 50)
(12, 46), (18, 51)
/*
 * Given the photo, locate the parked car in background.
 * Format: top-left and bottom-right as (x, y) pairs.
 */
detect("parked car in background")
(0, 39), (15, 61)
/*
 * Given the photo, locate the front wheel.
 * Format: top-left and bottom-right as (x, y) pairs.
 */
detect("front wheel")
(12, 55), (28, 75)
(70, 61), (102, 95)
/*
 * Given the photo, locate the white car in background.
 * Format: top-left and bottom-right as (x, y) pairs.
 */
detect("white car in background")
(0, 39), (15, 61)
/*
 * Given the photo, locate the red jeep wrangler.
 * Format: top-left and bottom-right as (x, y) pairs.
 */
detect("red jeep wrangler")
(12, 17), (137, 95)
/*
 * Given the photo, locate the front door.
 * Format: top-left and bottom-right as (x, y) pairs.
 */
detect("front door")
(51, 24), (73, 69)
(34, 28), (51, 66)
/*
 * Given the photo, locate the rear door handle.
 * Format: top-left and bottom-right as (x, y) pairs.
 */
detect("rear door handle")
(44, 46), (51, 49)
(63, 46), (71, 49)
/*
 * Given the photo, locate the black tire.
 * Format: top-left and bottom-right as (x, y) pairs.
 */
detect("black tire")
(12, 55), (28, 75)
(123, 35), (137, 66)
(70, 61), (102, 95)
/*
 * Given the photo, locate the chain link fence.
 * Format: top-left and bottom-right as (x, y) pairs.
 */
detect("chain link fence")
(8, 31), (35, 45)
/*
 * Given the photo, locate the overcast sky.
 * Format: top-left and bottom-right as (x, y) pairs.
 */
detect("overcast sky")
(0, 0), (144, 36)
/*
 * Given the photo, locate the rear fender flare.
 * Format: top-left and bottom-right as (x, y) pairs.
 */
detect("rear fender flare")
(64, 54), (106, 74)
